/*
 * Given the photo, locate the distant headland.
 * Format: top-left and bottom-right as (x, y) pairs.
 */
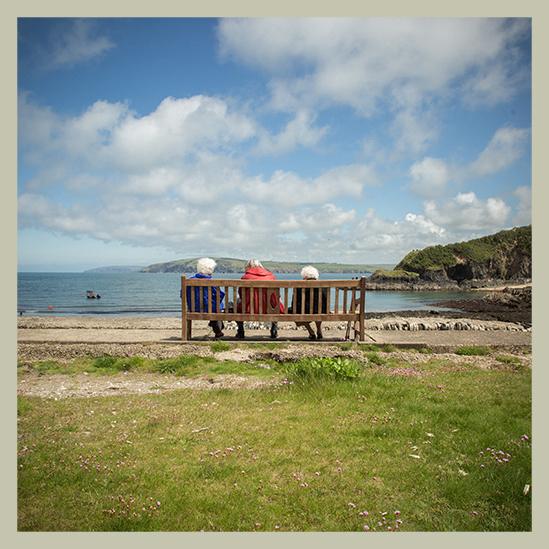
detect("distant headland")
(85, 225), (531, 291)
(87, 259), (393, 274)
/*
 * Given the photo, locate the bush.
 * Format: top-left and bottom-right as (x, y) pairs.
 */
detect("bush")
(285, 357), (361, 382)
(369, 269), (420, 282)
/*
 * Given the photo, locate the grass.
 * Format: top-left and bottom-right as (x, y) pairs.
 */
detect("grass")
(22, 355), (278, 379)
(210, 341), (232, 353)
(455, 346), (491, 356)
(370, 269), (420, 281)
(364, 352), (386, 366)
(17, 354), (531, 532)
(495, 355), (523, 368)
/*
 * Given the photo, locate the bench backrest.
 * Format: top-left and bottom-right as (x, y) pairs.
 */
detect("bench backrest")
(181, 277), (366, 322)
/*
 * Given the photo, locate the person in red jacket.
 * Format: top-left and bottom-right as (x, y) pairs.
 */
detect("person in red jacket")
(236, 259), (284, 339)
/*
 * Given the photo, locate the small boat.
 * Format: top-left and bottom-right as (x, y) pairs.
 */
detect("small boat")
(86, 290), (101, 299)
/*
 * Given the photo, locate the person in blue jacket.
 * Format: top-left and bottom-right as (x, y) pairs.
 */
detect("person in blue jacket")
(184, 257), (225, 338)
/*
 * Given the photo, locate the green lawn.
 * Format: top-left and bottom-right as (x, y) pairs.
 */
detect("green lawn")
(17, 355), (531, 531)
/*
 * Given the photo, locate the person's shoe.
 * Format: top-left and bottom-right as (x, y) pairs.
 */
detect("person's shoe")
(270, 326), (278, 339)
(316, 332), (323, 340)
(235, 330), (245, 340)
(308, 333), (317, 340)
(214, 330), (224, 339)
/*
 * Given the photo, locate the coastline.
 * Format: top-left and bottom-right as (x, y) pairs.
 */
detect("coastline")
(364, 279), (532, 292)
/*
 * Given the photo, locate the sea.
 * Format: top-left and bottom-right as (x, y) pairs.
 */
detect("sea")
(17, 272), (482, 317)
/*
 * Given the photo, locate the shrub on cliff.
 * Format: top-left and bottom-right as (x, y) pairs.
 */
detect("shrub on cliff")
(369, 269), (420, 282)
(395, 225), (531, 282)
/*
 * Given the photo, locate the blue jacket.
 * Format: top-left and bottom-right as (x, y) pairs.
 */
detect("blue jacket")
(185, 273), (225, 312)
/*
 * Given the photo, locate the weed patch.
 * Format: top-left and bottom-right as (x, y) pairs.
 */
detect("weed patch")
(210, 342), (231, 353)
(284, 357), (362, 382)
(495, 355), (523, 367)
(365, 352), (386, 366)
(455, 346), (491, 356)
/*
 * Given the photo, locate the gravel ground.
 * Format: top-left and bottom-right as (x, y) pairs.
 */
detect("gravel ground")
(18, 315), (528, 332)
(17, 341), (531, 399)
(17, 372), (276, 399)
(16, 315), (531, 400)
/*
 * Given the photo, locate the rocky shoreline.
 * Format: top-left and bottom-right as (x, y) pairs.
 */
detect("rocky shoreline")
(364, 278), (531, 291)
(433, 286), (532, 328)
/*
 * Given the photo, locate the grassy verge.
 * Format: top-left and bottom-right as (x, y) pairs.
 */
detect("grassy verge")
(18, 355), (531, 531)
(18, 355), (278, 379)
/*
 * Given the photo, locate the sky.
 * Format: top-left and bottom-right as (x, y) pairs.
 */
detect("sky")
(17, 17), (532, 272)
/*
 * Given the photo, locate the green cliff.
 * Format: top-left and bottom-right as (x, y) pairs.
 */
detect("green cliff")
(394, 225), (531, 283)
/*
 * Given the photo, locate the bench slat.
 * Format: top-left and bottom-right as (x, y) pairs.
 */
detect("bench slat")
(186, 313), (358, 322)
(190, 285), (196, 312)
(186, 279), (360, 288)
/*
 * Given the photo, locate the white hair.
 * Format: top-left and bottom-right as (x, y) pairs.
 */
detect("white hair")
(246, 259), (263, 269)
(197, 257), (217, 275)
(301, 265), (319, 280)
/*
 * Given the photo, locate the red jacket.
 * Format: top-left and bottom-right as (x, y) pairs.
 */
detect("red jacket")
(238, 266), (285, 314)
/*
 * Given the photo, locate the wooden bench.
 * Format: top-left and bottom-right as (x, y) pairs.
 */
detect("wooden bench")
(181, 276), (367, 341)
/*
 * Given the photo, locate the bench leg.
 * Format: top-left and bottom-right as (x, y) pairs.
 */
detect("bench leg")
(345, 320), (352, 340)
(354, 320), (360, 342)
(186, 320), (192, 340)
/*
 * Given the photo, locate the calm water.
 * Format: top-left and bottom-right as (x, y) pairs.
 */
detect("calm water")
(17, 272), (479, 316)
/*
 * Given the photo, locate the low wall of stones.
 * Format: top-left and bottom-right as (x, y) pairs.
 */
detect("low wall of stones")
(235, 318), (529, 332)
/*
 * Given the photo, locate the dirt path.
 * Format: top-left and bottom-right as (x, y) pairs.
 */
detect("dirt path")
(17, 372), (276, 399)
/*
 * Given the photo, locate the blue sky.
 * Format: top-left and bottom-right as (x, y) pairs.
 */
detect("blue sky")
(18, 18), (531, 271)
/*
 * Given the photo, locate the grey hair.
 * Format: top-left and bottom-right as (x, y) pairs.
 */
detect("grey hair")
(301, 265), (319, 280)
(246, 259), (263, 269)
(197, 257), (217, 275)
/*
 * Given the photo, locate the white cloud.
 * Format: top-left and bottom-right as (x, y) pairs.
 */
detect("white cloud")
(279, 204), (355, 232)
(48, 20), (115, 69)
(409, 157), (450, 197)
(424, 192), (510, 231)
(108, 96), (256, 171)
(219, 18), (529, 114)
(469, 126), (529, 176)
(19, 95), (257, 172)
(390, 108), (438, 157)
(346, 209), (446, 261)
(241, 164), (378, 207)
(18, 92), (522, 265)
(254, 111), (328, 155)
(18, 94), (383, 260)
(404, 213), (446, 236)
(513, 186), (531, 226)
